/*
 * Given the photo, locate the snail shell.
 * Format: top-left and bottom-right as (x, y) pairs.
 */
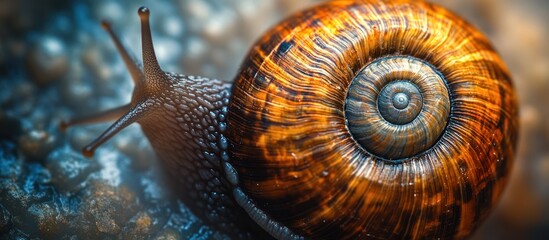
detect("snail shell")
(228, 0), (517, 239)
(63, 0), (518, 239)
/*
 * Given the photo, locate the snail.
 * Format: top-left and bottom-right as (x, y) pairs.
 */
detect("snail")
(61, 0), (518, 239)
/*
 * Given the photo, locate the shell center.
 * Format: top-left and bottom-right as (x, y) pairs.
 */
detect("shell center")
(377, 80), (423, 125)
(393, 93), (409, 109)
(344, 56), (450, 160)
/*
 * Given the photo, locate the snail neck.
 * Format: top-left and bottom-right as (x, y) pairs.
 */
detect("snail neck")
(137, 74), (266, 239)
(139, 73), (232, 183)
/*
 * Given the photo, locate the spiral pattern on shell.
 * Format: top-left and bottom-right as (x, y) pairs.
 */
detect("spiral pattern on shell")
(227, 0), (518, 239)
(345, 56), (451, 160)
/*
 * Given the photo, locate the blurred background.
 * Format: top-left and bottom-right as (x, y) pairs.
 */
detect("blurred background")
(0, 0), (547, 239)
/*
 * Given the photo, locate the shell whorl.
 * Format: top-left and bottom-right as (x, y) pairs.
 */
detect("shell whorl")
(227, 0), (518, 239)
(345, 56), (450, 160)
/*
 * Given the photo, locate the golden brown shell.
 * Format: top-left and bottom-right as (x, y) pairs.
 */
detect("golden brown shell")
(227, 0), (518, 239)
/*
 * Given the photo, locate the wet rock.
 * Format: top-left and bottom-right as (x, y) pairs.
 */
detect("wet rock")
(0, 142), (22, 178)
(0, 204), (11, 232)
(0, 113), (23, 141)
(0, 81), (36, 116)
(25, 36), (69, 86)
(81, 181), (138, 235)
(0, 177), (32, 215)
(153, 227), (181, 240)
(110, 128), (156, 171)
(19, 129), (59, 161)
(46, 147), (100, 192)
(120, 211), (156, 240)
(27, 201), (67, 237)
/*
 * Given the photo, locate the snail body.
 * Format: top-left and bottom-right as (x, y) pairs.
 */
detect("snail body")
(63, 0), (518, 239)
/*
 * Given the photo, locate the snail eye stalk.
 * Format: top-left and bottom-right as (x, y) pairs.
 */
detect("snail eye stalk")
(61, 6), (165, 157)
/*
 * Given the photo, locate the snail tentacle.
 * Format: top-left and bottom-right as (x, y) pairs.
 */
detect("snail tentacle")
(62, 6), (167, 157)
(59, 103), (131, 132)
(137, 7), (165, 85)
(101, 20), (143, 84)
(80, 101), (152, 157)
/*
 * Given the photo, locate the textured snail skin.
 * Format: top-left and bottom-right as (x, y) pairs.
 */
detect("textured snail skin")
(65, 0), (518, 239)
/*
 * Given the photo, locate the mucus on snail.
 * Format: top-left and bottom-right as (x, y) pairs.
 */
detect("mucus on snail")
(61, 0), (519, 239)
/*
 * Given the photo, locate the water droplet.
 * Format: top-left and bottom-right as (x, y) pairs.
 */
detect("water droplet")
(321, 170), (329, 177)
